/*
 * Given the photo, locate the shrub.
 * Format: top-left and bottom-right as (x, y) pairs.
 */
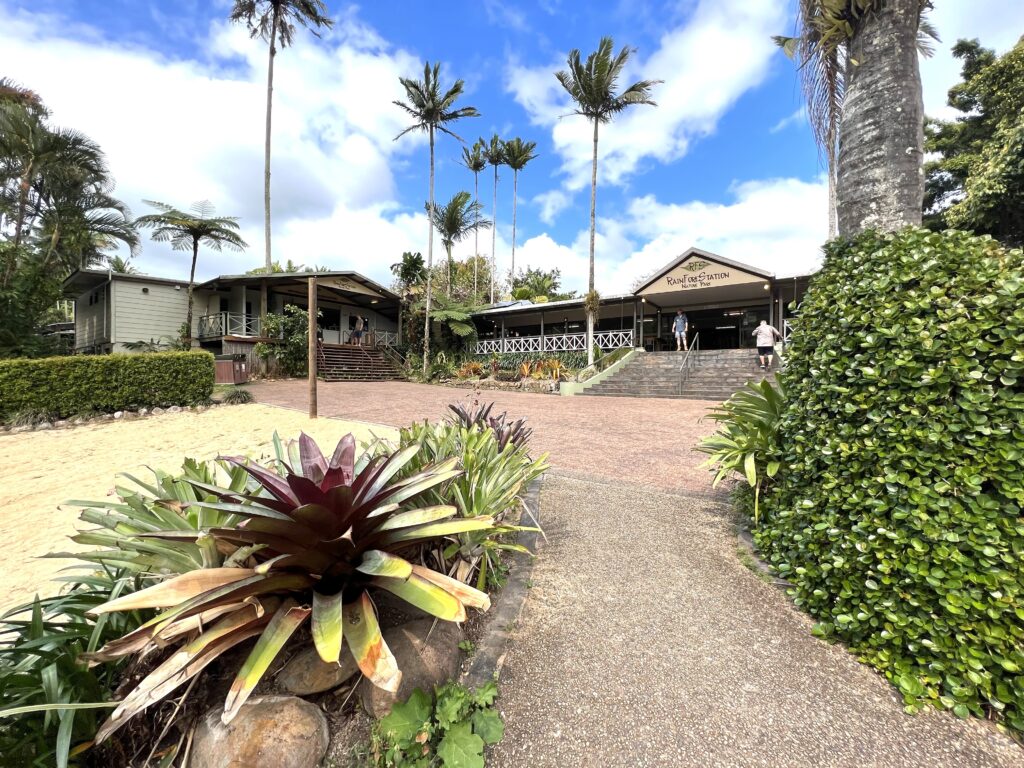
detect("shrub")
(254, 304), (315, 377)
(476, 350), (589, 370)
(456, 361), (483, 379)
(221, 387), (255, 405)
(0, 351), (214, 421)
(759, 228), (1024, 731)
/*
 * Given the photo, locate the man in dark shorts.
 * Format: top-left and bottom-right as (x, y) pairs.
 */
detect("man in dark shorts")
(752, 320), (782, 370)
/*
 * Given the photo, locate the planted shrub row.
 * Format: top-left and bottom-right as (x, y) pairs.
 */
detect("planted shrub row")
(0, 350), (215, 420)
(761, 228), (1024, 731)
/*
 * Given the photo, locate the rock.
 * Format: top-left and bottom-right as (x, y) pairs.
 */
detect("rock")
(278, 646), (359, 695)
(72, 418), (86, 425)
(54, 420), (69, 428)
(167, 405), (182, 413)
(101, 413), (114, 421)
(358, 618), (462, 717)
(35, 422), (52, 430)
(113, 411), (125, 420)
(151, 407), (165, 416)
(138, 407), (149, 416)
(11, 425), (32, 434)
(190, 695), (329, 768)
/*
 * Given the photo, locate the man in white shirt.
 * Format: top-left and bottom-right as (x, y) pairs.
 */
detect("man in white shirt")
(672, 310), (688, 351)
(752, 320), (782, 370)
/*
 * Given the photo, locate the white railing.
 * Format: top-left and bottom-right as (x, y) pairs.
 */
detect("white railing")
(783, 319), (793, 343)
(197, 312), (261, 339)
(473, 330), (633, 355)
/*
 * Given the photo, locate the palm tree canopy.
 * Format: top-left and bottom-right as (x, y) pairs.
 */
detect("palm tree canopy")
(503, 137), (538, 171)
(106, 254), (138, 274)
(425, 191), (491, 252)
(483, 133), (505, 167)
(460, 140), (488, 173)
(391, 250), (426, 287)
(229, 0), (333, 47)
(555, 37), (661, 124)
(135, 200), (247, 253)
(393, 62), (480, 142)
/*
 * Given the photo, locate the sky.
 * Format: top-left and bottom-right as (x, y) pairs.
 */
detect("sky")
(2, 0), (1022, 295)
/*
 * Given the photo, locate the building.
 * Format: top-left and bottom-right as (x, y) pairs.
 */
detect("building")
(62, 269), (401, 363)
(472, 247), (813, 354)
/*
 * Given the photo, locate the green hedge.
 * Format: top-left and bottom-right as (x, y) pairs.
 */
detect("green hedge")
(0, 351), (215, 420)
(475, 350), (591, 370)
(760, 228), (1024, 731)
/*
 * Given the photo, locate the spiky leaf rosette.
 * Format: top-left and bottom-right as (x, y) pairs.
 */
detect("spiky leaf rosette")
(86, 433), (493, 741)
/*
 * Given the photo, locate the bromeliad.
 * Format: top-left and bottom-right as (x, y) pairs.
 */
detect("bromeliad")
(85, 433), (494, 742)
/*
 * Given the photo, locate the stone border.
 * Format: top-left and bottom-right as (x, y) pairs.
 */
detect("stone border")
(460, 475), (545, 690)
(0, 402), (244, 436)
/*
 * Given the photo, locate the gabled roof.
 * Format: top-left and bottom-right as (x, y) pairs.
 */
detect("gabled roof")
(632, 247), (774, 295)
(198, 271), (398, 301)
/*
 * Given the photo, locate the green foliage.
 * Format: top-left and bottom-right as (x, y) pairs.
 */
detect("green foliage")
(759, 228), (1024, 732)
(474, 350), (589, 371)
(221, 386), (255, 405)
(509, 266), (576, 302)
(0, 569), (145, 768)
(0, 351), (214, 421)
(254, 304), (316, 377)
(698, 380), (786, 525)
(925, 37), (1024, 246)
(372, 682), (503, 768)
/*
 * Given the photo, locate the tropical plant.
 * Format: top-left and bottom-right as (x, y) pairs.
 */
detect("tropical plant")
(394, 62), (479, 378)
(773, 0), (937, 237)
(460, 140), (488, 298)
(82, 433), (494, 743)
(502, 137), (538, 277)
(371, 681), (503, 768)
(390, 251), (426, 345)
(555, 37), (660, 367)
(483, 134), (505, 303)
(511, 266), (572, 301)
(446, 400), (494, 430)
(222, 387), (255, 405)
(698, 379), (786, 525)
(105, 254), (137, 274)
(456, 361), (483, 379)
(425, 191), (490, 299)
(135, 201), (246, 345)
(254, 304), (316, 376)
(229, 0), (333, 284)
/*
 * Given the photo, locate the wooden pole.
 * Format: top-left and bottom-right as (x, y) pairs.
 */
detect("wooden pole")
(308, 276), (318, 419)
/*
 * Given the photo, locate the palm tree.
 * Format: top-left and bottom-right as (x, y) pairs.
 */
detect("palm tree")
(135, 201), (247, 345)
(426, 191), (491, 299)
(774, 0), (936, 236)
(106, 254), (138, 274)
(394, 62), (479, 377)
(483, 134), (505, 304)
(229, 0), (333, 312)
(555, 37), (660, 367)
(502, 137), (538, 278)
(390, 250), (426, 343)
(460, 140), (488, 298)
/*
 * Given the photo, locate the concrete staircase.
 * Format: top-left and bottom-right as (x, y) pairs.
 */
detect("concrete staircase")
(581, 349), (776, 401)
(319, 344), (401, 382)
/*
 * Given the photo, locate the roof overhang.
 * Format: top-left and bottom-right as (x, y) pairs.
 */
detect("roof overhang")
(632, 247), (775, 308)
(199, 271), (398, 302)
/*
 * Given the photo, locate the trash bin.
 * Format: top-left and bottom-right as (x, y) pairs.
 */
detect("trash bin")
(215, 354), (249, 384)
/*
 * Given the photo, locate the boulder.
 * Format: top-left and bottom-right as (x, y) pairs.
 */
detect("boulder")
(151, 407), (165, 415)
(138, 407), (149, 416)
(168, 405), (183, 413)
(54, 420), (69, 428)
(358, 619), (462, 717)
(113, 411), (125, 420)
(278, 646), (359, 695)
(189, 695), (329, 768)
(34, 422), (52, 430)
(11, 425), (31, 434)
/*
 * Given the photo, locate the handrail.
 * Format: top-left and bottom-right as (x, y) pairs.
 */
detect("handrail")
(677, 332), (700, 395)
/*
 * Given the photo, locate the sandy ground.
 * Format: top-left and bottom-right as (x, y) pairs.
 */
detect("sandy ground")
(0, 404), (397, 615)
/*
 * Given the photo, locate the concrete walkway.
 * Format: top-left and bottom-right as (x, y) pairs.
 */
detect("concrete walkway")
(490, 475), (1022, 768)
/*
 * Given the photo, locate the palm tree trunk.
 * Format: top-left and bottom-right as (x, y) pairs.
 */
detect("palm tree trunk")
(511, 169), (518, 278)
(587, 119), (598, 368)
(473, 170), (479, 301)
(447, 244), (453, 299)
(263, 8), (279, 272)
(422, 126), (435, 378)
(836, 0), (923, 236)
(186, 239), (198, 347)
(490, 165), (498, 304)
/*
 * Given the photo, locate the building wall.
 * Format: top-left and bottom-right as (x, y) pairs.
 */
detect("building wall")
(73, 284), (110, 351)
(110, 279), (191, 352)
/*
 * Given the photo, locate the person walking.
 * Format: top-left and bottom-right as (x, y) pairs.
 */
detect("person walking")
(753, 320), (782, 370)
(672, 309), (689, 351)
(353, 315), (364, 346)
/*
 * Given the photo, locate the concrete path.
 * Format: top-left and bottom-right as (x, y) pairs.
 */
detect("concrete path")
(489, 475), (1022, 768)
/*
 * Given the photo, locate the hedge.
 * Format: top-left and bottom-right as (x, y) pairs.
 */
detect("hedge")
(760, 228), (1024, 731)
(0, 351), (215, 420)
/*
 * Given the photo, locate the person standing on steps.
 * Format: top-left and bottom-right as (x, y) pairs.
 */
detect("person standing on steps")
(753, 320), (782, 371)
(352, 315), (364, 346)
(672, 309), (689, 352)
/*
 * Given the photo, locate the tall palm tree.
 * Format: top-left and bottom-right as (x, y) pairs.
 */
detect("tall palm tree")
(502, 137), (538, 278)
(555, 37), (660, 367)
(483, 134), (505, 304)
(390, 250), (426, 343)
(229, 1), (333, 311)
(426, 191), (491, 298)
(394, 62), (479, 377)
(135, 201), (247, 345)
(775, 0), (936, 236)
(460, 140), (488, 298)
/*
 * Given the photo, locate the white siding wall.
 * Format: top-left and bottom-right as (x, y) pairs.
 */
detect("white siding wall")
(73, 285), (109, 350)
(111, 279), (191, 351)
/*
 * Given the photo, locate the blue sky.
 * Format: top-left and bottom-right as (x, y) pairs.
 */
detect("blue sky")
(2, 1), (1023, 293)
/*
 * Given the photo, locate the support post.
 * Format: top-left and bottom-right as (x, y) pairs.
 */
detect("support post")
(308, 277), (318, 419)
(501, 318), (505, 353)
(540, 311), (545, 351)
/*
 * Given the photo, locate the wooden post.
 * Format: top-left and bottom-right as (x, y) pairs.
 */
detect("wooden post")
(308, 276), (318, 419)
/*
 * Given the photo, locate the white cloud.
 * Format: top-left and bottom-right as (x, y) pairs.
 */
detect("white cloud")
(532, 189), (572, 225)
(483, 0), (529, 32)
(507, 0), (787, 191)
(770, 106), (806, 133)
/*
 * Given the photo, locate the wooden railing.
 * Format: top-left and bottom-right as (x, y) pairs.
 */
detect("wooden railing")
(197, 312), (261, 339)
(473, 329), (633, 355)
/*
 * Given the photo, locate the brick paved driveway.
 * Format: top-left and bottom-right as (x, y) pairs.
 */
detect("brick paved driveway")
(250, 380), (721, 495)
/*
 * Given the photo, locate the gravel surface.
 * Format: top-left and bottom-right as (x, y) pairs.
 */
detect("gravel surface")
(488, 475), (1023, 768)
(251, 380), (721, 495)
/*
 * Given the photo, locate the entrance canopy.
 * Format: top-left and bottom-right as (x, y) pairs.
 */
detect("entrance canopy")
(633, 247), (773, 309)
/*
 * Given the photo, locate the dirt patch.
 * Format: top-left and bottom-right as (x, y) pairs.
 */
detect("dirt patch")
(0, 404), (398, 614)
